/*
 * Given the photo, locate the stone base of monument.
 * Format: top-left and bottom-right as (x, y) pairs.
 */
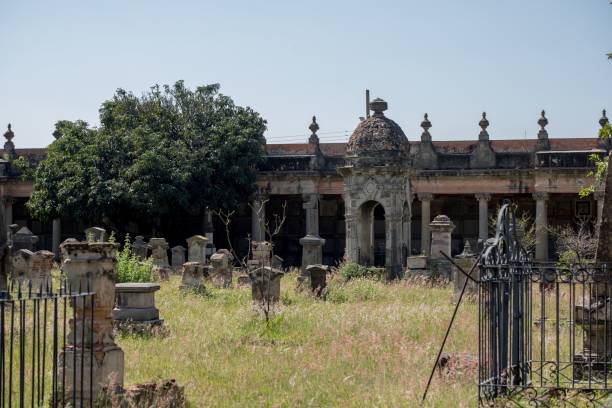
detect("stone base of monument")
(113, 283), (163, 333)
(405, 255), (429, 276)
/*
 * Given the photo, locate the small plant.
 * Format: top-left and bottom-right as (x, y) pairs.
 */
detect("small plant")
(116, 234), (154, 283)
(338, 262), (383, 281)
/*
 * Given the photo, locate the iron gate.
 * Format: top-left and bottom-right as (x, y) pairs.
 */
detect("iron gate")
(478, 201), (612, 405)
(0, 278), (95, 407)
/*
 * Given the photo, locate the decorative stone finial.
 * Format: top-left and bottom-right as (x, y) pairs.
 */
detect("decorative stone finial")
(478, 112), (489, 141)
(600, 109), (609, 128)
(3, 124), (16, 160)
(369, 98), (387, 116)
(537, 110), (549, 142)
(4, 124), (14, 142)
(309, 116), (319, 136)
(421, 113), (432, 142)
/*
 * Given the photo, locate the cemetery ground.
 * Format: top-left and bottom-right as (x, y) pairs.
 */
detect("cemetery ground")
(117, 272), (478, 407)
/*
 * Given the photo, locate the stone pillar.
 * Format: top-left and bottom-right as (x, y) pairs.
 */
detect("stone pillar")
(251, 197), (266, 242)
(385, 213), (404, 279)
(418, 193), (433, 255)
(3, 196), (13, 228)
(595, 190), (605, 230)
(533, 192), (549, 262)
(203, 208), (215, 256)
(52, 218), (61, 261)
(344, 213), (358, 263)
(60, 240), (124, 406)
(475, 193), (491, 243)
(300, 193), (325, 272)
(429, 215), (455, 278)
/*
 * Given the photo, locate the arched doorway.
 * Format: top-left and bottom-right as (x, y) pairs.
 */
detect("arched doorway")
(358, 200), (385, 266)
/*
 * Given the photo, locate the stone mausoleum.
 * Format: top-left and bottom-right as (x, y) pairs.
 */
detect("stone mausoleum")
(0, 99), (609, 276)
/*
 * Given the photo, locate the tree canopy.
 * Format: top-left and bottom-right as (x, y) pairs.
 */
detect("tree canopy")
(27, 81), (267, 227)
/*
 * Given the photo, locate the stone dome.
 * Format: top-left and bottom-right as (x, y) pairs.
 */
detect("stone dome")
(346, 98), (410, 160)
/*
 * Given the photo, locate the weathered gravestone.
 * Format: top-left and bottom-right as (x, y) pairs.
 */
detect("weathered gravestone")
(180, 262), (208, 293)
(210, 249), (233, 288)
(84, 226), (107, 243)
(303, 264), (330, 297)
(171, 246), (186, 271)
(11, 249), (54, 292)
(12, 226), (39, 252)
(429, 215), (455, 278)
(186, 235), (208, 264)
(149, 238), (171, 280)
(132, 235), (149, 260)
(452, 241), (479, 300)
(252, 241), (272, 267)
(249, 266), (284, 304)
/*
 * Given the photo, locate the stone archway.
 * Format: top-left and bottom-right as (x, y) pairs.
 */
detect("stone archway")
(357, 200), (386, 266)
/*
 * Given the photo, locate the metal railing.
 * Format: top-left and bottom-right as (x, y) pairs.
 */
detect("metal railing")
(0, 279), (95, 407)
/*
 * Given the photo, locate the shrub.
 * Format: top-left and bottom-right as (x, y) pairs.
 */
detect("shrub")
(116, 234), (154, 283)
(338, 262), (384, 281)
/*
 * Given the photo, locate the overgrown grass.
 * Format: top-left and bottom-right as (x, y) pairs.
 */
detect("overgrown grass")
(117, 272), (479, 407)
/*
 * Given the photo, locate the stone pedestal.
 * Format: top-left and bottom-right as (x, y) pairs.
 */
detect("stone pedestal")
(12, 226), (38, 252)
(406, 255), (429, 276)
(452, 241), (479, 299)
(171, 246), (186, 271)
(249, 266), (284, 303)
(11, 249), (54, 292)
(210, 250), (233, 288)
(299, 235), (325, 272)
(429, 215), (455, 278)
(252, 241), (272, 267)
(60, 240), (124, 406)
(113, 283), (162, 327)
(131, 236), (148, 260)
(180, 262), (207, 293)
(186, 235), (208, 264)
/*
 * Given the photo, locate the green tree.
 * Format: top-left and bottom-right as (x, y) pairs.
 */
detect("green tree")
(28, 81), (266, 229)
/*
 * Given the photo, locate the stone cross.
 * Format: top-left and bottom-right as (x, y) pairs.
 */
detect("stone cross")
(186, 235), (208, 264)
(59, 240), (124, 405)
(131, 235), (148, 260)
(171, 245), (186, 270)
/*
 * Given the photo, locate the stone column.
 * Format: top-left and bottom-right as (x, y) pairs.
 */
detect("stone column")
(345, 213), (358, 263)
(475, 193), (491, 243)
(251, 197), (266, 242)
(418, 193), (433, 255)
(595, 190), (605, 229)
(60, 240), (124, 406)
(203, 207), (215, 256)
(385, 213), (404, 279)
(533, 192), (549, 262)
(300, 193), (325, 271)
(3, 196), (13, 227)
(52, 218), (61, 261)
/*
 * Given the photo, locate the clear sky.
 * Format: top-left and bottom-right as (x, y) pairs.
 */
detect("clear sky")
(0, 0), (610, 147)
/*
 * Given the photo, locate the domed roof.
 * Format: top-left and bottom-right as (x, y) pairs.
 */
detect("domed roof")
(346, 98), (409, 159)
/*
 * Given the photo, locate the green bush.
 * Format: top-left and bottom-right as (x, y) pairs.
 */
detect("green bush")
(338, 262), (384, 281)
(116, 234), (154, 283)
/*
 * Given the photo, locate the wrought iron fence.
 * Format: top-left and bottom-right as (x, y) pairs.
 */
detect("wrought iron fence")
(0, 279), (95, 407)
(478, 202), (612, 406)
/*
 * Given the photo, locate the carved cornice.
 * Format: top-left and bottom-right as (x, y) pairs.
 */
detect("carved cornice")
(417, 192), (434, 201)
(532, 192), (549, 201)
(475, 193), (492, 202)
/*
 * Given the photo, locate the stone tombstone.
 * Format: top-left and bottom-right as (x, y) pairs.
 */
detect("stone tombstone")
(452, 241), (479, 299)
(171, 246), (186, 271)
(186, 235), (208, 264)
(132, 235), (148, 260)
(406, 255), (428, 276)
(210, 249), (234, 288)
(305, 264), (330, 297)
(299, 235), (325, 273)
(11, 249), (54, 292)
(180, 262), (207, 293)
(148, 238), (169, 268)
(429, 215), (455, 278)
(113, 283), (162, 327)
(59, 240), (123, 405)
(252, 241), (272, 266)
(12, 226), (39, 252)
(249, 266), (284, 303)
(84, 226), (107, 243)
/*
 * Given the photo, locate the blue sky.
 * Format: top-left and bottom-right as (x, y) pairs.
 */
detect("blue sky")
(0, 0), (610, 147)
